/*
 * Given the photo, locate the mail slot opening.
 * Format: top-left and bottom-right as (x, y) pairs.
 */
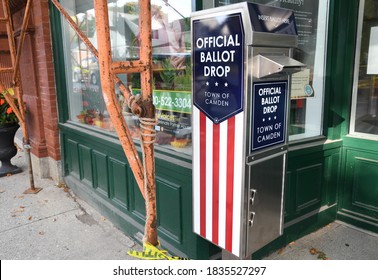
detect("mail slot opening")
(253, 54), (306, 78)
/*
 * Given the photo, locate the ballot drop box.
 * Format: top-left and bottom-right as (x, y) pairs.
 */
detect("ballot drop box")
(191, 2), (305, 258)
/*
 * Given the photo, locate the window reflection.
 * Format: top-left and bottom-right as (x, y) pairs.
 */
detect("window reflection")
(216, 0), (328, 141)
(61, 0), (192, 155)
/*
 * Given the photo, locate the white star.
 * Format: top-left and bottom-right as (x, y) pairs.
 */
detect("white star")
(206, 81), (209, 86)
(215, 82), (219, 86)
(225, 82), (228, 87)
(269, 117), (271, 121)
(262, 118), (265, 122)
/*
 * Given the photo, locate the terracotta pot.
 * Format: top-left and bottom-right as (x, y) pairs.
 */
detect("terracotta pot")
(0, 123), (21, 177)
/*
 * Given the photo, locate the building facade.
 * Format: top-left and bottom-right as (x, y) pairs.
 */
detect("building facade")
(5, 0), (378, 259)
(1, 0), (61, 181)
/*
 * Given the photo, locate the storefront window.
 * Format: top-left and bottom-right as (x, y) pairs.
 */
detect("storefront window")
(215, 0), (329, 141)
(60, 0), (192, 155)
(351, 0), (378, 136)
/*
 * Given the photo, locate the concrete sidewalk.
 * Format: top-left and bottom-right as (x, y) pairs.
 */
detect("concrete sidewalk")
(263, 221), (378, 260)
(0, 150), (142, 260)
(1, 150), (378, 260)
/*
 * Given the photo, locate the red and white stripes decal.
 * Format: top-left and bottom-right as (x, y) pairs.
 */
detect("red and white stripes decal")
(193, 107), (244, 256)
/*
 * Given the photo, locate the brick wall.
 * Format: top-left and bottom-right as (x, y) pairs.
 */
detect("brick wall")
(30, 0), (60, 161)
(2, 1), (61, 180)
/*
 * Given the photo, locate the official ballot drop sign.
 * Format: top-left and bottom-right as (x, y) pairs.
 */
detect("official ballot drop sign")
(252, 81), (288, 151)
(192, 13), (245, 256)
(193, 13), (244, 124)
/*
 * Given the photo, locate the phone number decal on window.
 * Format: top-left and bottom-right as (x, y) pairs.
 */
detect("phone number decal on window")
(153, 90), (192, 114)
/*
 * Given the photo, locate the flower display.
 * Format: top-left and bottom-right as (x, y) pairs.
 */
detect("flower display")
(0, 91), (19, 126)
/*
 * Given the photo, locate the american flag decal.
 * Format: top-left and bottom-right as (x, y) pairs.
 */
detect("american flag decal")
(192, 11), (245, 257)
(193, 107), (244, 256)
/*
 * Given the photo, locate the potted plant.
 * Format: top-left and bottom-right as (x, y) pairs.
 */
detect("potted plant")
(0, 93), (22, 176)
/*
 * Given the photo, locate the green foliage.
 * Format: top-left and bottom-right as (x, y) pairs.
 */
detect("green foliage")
(0, 93), (19, 126)
(159, 58), (176, 89)
(159, 58), (192, 91)
(173, 62), (192, 91)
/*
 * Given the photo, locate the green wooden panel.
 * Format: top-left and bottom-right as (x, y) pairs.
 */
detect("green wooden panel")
(344, 136), (378, 150)
(156, 178), (182, 243)
(93, 151), (109, 197)
(338, 145), (378, 233)
(323, 152), (340, 204)
(284, 170), (292, 217)
(131, 179), (146, 222)
(109, 158), (129, 210)
(67, 139), (79, 177)
(286, 142), (341, 224)
(295, 163), (322, 212)
(353, 158), (378, 211)
(79, 144), (93, 183)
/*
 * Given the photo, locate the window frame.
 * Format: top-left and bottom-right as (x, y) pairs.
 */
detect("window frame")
(349, 0), (378, 140)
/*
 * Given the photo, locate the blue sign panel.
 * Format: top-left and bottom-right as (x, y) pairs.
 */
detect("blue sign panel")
(193, 13), (244, 124)
(252, 81), (287, 151)
(247, 3), (298, 35)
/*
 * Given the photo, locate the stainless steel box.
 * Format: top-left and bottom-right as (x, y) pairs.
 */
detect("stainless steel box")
(192, 2), (305, 258)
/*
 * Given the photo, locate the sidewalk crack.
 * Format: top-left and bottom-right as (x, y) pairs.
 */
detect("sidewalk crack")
(0, 208), (79, 234)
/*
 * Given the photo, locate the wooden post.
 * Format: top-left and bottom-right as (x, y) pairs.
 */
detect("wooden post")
(93, 0), (157, 245)
(138, 0), (157, 246)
